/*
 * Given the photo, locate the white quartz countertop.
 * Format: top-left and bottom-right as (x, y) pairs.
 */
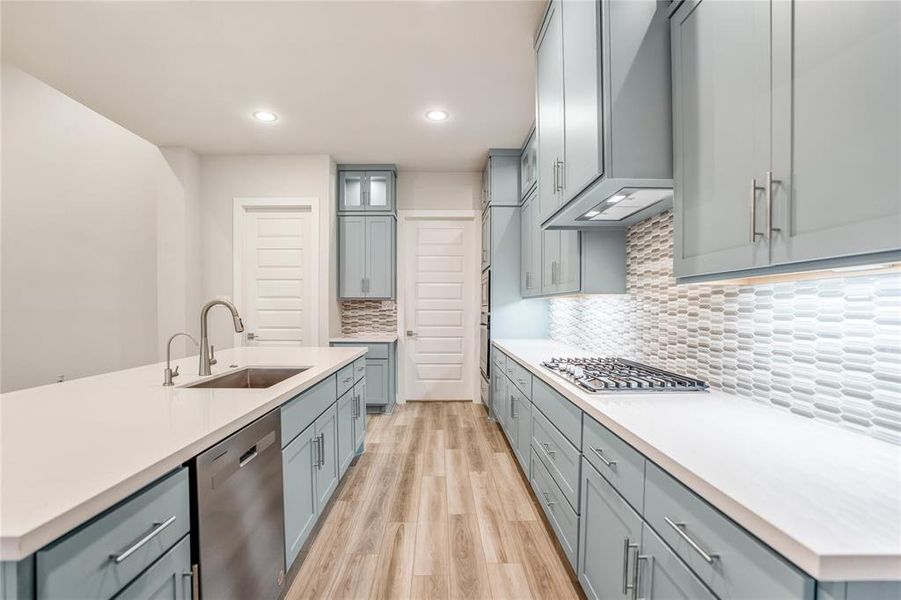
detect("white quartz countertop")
(493, 339), (901, 582)
(329, 334), (398, 343)
(0, 345), (365, 560)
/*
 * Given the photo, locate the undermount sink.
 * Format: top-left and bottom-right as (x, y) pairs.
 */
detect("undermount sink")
(185, 367), (308, 389)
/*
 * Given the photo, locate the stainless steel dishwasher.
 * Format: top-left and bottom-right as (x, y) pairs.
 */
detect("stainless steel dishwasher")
(195, 409), (285, 600)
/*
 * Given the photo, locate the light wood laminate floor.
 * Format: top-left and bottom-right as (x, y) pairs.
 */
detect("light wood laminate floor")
(285, 401), (584, 600)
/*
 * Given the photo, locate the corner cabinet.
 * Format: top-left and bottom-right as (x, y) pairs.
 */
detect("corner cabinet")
(671, 0), (901, 282)
(338, 215), (396, 299)
(338, 168), (396, 213)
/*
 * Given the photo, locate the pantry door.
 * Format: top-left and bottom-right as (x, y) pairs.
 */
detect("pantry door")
(401, 214), (478, 401)
(233, 198), (319, 347)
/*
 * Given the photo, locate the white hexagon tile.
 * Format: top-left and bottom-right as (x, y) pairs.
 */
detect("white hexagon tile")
(549, 210), (901, 445)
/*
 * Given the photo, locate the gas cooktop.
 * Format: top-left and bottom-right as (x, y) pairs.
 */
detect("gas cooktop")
(542, 357), (708, 393)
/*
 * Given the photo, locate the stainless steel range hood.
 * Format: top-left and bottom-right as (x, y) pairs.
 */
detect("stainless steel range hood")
(540, 0), (673, 231)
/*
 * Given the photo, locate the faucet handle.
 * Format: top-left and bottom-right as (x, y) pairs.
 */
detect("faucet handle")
(209, 345), (217, 366)
(172, 365), (180, 378)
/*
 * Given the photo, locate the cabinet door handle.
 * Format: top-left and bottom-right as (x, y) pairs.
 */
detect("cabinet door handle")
(319, 433), (326, 468)
(664, 517), (720, 563)
(541, 442), (556, 458)
(590, 446), (617, 468)
(750, 178), (765, 242)
(312, 435), (319, 468)
(110, 516), (177, 564)
(622, 537), (639, 596)
(556, 159), (565, 191)
(766, 170), (782, 238)
(552, 158), (558, 191)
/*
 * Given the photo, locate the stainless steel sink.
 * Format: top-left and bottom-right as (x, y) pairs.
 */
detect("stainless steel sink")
(185, 367), (308, 389)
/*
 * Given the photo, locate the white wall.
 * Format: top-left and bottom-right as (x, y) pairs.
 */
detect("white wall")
(396, 171), (481, 211)
(198, 154), (338, 351)
(0, 64), (187, 391)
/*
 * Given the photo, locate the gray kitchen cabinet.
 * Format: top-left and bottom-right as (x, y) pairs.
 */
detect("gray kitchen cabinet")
(330, 342), (396, 413)
(536, 0), (566, 222)
(353, 378), (366, 451)
(520, 191), (541, 297)
(671, 0), (772, 279)
(672, 0), (901, 282)
(520, 128), (538, 202)
(560, 0), (602, 204)
(313, 405), (339, 511)
(482, 150), (521, 211)
(338, 167), (396, 213)
(769, 0), (901, 267)
(338, 215), (396, 300)
(365, 216), (394, 298)
(481, 209), (491, 272)
(640, 525), (716, 600)
(578, 458), (643, 600)
(490, 366), (507, 428)
(282, 425), (318, 569)
(114, 535), (192, 600)
(514, 388), (532, 473)
(542, 230), (581, 296)
(337, 389), (355, 477)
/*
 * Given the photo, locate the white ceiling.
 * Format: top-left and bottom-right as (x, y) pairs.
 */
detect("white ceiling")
(1, 1), (544, 171)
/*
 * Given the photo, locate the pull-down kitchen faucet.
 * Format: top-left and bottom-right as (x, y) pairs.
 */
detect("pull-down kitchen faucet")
(199, 299), (245, 376)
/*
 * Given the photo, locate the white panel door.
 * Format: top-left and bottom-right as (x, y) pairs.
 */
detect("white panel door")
(404, 219), (476, 400)
(240, 208), (314, 346)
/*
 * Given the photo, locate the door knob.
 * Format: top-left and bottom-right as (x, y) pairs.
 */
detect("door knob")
(406, 330), (416, 337)
(246, 332), (256, 341)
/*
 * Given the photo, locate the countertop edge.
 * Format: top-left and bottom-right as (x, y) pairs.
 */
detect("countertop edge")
(0, 348), (366, 561)
(491, 339), (901, 582)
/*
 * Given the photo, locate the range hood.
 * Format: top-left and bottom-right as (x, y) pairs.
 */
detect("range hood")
(540, 0), (673, 231)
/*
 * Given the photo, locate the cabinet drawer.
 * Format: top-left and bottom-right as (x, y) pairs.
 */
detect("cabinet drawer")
(353, 358), (366, 382)
(644, 463), (813, 600)
(504, 359), (532, 399)
(36, 468), (190, 600)
(281, 375), (337, 447)
(531, 408), (581, 513)
(337, 364), (355, 398)
(491, 346), (506, 373)
(531, 377), (582, 449)
(530, 448), (579, 569)
(114, 534), (191, 600)
(582, 416), (645, 512)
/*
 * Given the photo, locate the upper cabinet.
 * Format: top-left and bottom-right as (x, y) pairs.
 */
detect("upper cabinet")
(339, 215), (396, 300)
(671, 0), (901, 282)
(536, 0), (673, 229)
(520, 129), (538, 202)
(338, 166), (396, 213)
(481, 150), (521, 211)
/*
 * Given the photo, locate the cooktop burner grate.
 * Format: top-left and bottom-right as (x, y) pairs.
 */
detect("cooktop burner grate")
(541, 357), (708, 393)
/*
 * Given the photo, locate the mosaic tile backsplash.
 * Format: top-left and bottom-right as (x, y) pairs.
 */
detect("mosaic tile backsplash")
(549, 210), (901, 445)
(339, 300), (398, 335)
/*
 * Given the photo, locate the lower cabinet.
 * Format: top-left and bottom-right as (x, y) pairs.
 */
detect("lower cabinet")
(513, 389), (532, 472)
(490, 367), (507, 428)
(579, 457), (717, 600)
(329, 342), (397, 413)
(114, 535), (192, 600)
(530, 448), (579, 569)
(365, 359), (389, 406)
(353, 379), (367, 451)
(314, 406), (339, 510)
(282, 427), (318, 569)
(337, 389), (355, 478)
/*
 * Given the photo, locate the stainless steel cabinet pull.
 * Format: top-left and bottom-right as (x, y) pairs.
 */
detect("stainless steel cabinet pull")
(552, 158), (559, 192)
(750, 178), (764, 242)
(591, 446), (616, 468)
(665, 517), (719, 563)
(110, 515), (177, 563)
(622, 538), (639, 596)
(317, 433), (326, 469)
(766, 170), (782, 238)
(541, 442), (556, 458)
(509, 395), (516, 419)
(185, 564), (199, 600)
(540, 488), (556, 507)
(312, 435), (320, 468)
(556, 159), (565, 191)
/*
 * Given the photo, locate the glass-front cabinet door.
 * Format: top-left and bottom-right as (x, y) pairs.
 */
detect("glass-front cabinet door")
(338, 171), (366, 211)
(366, 172), (394, 211)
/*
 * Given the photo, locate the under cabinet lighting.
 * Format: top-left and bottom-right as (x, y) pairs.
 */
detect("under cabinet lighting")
(607, 194), (626, 204)
(252, 110), (278, 123)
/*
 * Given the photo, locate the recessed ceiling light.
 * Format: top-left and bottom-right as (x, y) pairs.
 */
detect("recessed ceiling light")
(426, 110), (449, 122)
(252, 110), (278, 123)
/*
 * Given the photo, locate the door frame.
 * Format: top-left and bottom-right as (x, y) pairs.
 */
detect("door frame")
(397, 210), (481, 404)
(232, 197), (321, 348)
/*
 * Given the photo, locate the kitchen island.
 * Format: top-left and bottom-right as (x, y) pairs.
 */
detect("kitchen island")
(0, 345), (365, 567)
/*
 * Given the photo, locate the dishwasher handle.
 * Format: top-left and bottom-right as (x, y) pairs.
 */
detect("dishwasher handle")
(239, 445), (258, 468)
